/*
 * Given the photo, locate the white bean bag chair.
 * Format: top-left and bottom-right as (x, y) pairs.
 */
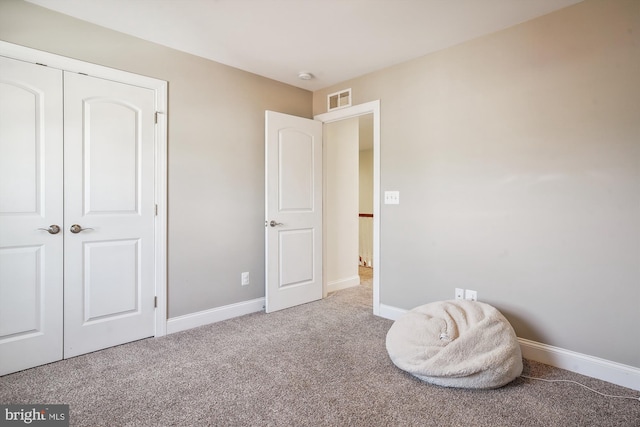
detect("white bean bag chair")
(386, 300), (522, 389)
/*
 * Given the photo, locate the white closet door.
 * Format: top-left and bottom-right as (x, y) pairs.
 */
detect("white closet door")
(0, 57), (64, 375)
(63, 72), (156, 357)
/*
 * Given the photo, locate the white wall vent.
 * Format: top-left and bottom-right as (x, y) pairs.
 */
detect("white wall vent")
(327, 88), (352, 111)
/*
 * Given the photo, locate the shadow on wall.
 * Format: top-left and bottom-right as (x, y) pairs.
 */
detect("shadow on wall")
(497, 306), (548, 344)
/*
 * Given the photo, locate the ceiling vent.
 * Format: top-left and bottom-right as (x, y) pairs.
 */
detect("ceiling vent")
(327, 88), (351, 111)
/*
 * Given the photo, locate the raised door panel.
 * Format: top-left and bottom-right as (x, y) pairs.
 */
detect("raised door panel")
(83, 239), (140, 322)
(278, 229), (315, 288)
(278, 130), (314, 212)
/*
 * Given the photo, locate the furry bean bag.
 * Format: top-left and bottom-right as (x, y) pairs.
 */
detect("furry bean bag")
(386, 300), (522, 389)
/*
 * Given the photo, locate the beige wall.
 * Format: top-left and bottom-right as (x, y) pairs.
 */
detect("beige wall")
(325, 118), (360, 288)
(315, 0), (640, 367)
(359, 149), (374, 215)
(0, 0), (312, 318)
(359, 114), (374, 215)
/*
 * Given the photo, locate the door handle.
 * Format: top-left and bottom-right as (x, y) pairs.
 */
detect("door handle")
(70, 224), (94, 234)
(269, 220), (284, 227)
(38, 225), (61, 235)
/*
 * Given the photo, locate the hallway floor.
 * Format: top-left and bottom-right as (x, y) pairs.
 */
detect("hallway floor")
(359, 266), (373, 288)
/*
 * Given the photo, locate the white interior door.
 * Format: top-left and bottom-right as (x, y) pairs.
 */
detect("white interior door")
(265, 111), (323, 313)
(0, 56), (64, 375)
(63, 72), (156, 357)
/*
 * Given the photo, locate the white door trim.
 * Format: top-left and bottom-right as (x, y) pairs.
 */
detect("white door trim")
(0, 41), (169, 337)
(314, 100), (381, 316)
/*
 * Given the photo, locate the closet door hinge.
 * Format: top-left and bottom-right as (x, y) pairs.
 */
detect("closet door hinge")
(154, 296), (158, 308)
(154, 111), (159, 124)
(155, 204), (158, 216)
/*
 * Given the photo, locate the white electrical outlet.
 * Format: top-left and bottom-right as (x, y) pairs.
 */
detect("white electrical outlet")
(241, 272), (250, 286)
(455, 288), (464, 300)
(464, 289), (477, 301)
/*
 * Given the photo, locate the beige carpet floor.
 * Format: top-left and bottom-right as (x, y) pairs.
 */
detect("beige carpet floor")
(1, 281), (638, 426)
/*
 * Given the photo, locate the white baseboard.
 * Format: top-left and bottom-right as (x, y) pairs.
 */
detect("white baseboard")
(518, 338), (640, 391)
(376, 304), (640, 392)
(166, 297), (264, 334)
(378, 304), (407, 321)
(327, 275), (360, 293)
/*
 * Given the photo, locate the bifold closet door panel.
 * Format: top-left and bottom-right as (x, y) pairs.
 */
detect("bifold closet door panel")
(0, 56), (64, 375)
(62, 72), (156, 358)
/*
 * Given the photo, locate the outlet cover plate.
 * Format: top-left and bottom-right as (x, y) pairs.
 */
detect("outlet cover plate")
(464, 289), (477, 301)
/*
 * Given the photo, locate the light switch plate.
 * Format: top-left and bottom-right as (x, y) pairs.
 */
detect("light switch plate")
(384, 191), (400, 205)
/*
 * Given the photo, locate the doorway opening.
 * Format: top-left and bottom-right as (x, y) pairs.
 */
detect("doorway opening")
(315, 100), (381, 315)
(358, 114), (375, 289)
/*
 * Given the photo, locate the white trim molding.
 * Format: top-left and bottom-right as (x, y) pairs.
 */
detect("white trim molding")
(327, 275), (360, 293)
(379, 304), (407, 321)
(166, 298), (265, 334)
(518, 338), (640, 392)
(377, 304), (640, 391)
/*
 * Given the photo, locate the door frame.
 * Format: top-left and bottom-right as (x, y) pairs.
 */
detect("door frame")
(0, 41), (169, 336)
(315, 100), (381, 316)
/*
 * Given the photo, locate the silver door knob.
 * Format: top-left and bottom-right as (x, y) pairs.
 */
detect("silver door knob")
(70, 224), (94, 234)
(38, 225), (61, 235)
(269, 220), (283, 227)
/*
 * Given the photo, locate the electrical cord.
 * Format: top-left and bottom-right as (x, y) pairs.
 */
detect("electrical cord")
(520, 375), (640, 402)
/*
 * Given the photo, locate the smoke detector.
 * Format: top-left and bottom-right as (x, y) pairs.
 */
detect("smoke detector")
(298, 72), (313, 80)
